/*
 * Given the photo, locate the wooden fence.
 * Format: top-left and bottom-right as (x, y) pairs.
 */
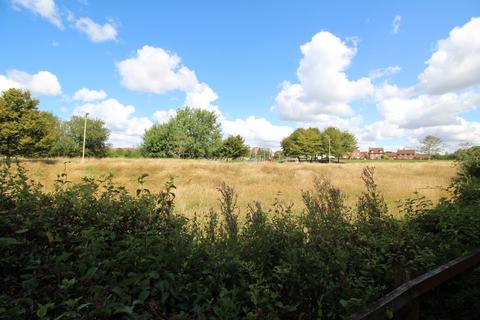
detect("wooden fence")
(347, 248), (480, 320)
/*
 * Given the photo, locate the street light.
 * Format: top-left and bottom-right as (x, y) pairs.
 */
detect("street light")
(82, 112), (89, 163)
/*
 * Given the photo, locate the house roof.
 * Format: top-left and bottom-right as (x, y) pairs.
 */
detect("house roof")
(369, 147), (384, 153)
(397, 149), (416, 154)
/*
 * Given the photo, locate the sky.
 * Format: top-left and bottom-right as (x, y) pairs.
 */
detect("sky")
(1, 0), (480, 151)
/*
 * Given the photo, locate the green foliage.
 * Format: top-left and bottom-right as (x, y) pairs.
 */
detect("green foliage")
(281, 127), (323, 159)
(219, 135), (249, 159)
(281, 126), (357, 161)
(108, 147), (143, 158)
(0, 155), (479, 319)
(142, 107), (222, 158)
(50, 116), (110, 158)
(0, 88), (59, 157)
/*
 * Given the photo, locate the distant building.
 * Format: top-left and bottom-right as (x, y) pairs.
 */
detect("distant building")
(250, 147), (261, 155)
(350, 150), (367, 159)
(385, 151), (397, 159)
(396, 149), (416, 159)
(368, 147), (384, 160)
(396, 149), (429, 160)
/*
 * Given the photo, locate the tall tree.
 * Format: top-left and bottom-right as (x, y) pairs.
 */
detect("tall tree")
(322, 127), (357, 162)
(420, 135), (444, 159)
(0, 88), (58, 157)
(220, 135), (249, 159)
(50, 116), (110, 158)
(142, 107), (222, 158)
(281, 128), (323, 160)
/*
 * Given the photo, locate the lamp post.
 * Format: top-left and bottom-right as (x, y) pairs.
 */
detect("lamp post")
(82, 112), (89, 163)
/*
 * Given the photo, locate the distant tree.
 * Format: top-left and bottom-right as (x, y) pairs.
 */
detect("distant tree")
(142, 121), (186, 158)
(50, 116), (110, 158)
(142, 107), (222, 158)
(220, 135), (249, 159)
(0, 88), (58, 157)
(322, 127), (357, 162)
(281, 128), (323, 160)
(420, 135), (444, 159)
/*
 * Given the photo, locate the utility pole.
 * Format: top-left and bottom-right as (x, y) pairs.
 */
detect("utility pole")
(327, 135), (331, 164)
(82, 112), (89, 163)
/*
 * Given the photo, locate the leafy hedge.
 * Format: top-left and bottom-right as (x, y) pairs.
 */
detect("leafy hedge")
(1, 149), (479, 319)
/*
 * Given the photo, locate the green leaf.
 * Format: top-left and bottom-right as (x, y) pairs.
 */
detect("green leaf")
(0, 237), (19, 247)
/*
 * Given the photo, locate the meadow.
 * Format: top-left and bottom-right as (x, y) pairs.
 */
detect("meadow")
(22, 158), (456, 215)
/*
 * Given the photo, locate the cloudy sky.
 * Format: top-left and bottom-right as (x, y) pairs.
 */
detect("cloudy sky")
(1, 0), (479, 151)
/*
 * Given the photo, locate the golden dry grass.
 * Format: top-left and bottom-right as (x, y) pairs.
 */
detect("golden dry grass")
(21, 158), (457, 217)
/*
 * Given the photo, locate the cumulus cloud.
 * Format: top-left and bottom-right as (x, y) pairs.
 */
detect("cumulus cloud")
(222, 117), (293, 150)
(117, 46), (197, 93)
(392, 15), (401, 34)
(73, 88), (107, 101)
(117, 45), (221, 113)
(0, 70), (61, 95)
(73, 98), (153, 147)
(11, 0), (63, 28)
(153, 109), (177, 123)
(75, 17), (117, 42)
(418, 17), (480, 94)
(274, 31), (373, 121)
(365, 17), (480, 149)
(377, 91), (480, 129)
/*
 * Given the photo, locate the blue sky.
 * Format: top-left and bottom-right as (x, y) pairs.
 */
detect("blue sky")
(1, 0), (479, 150)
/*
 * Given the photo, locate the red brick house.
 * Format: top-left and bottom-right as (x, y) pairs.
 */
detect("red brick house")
(396, 149), (416, 159)
(368, 147), (384, 160)
(385, 151), (397, 159)
(350, 150), (367, 159)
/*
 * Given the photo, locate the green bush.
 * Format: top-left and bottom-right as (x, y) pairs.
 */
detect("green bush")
(0, 158), (479, 319)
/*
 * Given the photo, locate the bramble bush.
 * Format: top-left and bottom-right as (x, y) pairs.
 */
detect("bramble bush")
(1, 151), (479, 319)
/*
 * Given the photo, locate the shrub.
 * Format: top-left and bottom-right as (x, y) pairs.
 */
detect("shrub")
(0, 157), (479, 319)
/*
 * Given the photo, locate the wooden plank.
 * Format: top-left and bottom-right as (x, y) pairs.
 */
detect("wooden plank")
(347, 248), (480, 320)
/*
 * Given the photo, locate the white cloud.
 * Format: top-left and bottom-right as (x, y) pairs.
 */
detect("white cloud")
(117, 46), (197, 93)
(117, 45), (222, 115)
(12, 0), (63, 28)
(274, 31), (373, 121)
(392, 15), (401, 34)
(73, 88), (107, 101)
(0, 70), (61, 95)
(73, 98), (153, 147)
(222, 116), (293, 150)
(153, 109), (177, 123)
(377, 91), (480, 129)
(418, 17), (480, 94)
(75, 17), (117, 42)
(369, 66), (401, 80)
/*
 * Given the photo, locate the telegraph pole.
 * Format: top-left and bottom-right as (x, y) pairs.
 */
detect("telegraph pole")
(82, 112), (89, 163)
(327, 135), (331, 164)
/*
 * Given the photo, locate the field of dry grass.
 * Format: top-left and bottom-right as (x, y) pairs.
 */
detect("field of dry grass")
(21, 158), (457, 217)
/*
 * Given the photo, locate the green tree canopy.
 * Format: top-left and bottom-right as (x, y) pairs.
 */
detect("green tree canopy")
(281, 128), (323, 159)
(0, 88), (59, 157)
(142, 107), (222, 158)
(420, 135), (444, 158)
(281, 127), (357, 161)
(50, 116), (110, 158)
(220, 135), (249, 159)
(322, 127), (357, 162)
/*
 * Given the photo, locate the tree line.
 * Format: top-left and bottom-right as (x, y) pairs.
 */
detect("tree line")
(0, 89), (109, 158)
(3, 88), (457, 161)
(0, 89), (251, 159)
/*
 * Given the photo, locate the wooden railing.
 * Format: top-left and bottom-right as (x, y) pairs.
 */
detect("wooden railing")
(347, 248), (480, 320)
